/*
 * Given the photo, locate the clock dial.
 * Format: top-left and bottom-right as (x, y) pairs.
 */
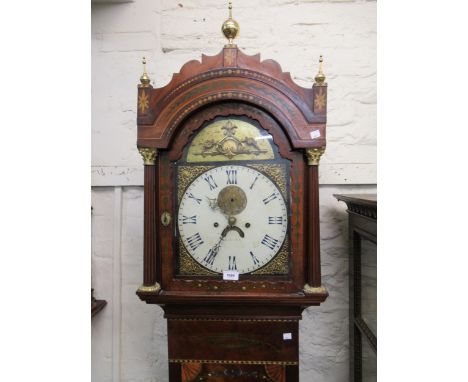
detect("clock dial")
(177, 165), (288, 274)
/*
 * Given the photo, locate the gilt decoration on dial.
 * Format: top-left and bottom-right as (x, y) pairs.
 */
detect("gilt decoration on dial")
(177, 165), (289, 275)
(186, 119), (275, 162)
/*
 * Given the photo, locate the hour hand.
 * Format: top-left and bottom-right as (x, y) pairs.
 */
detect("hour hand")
(221, 226), (230, 238)
(203, 237), (223, 266)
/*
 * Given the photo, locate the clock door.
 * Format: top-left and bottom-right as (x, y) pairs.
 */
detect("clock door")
(158, 103), (307, 294)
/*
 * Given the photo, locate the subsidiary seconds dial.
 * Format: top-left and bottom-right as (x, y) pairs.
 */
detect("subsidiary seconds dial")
(177, 165), (288, 274)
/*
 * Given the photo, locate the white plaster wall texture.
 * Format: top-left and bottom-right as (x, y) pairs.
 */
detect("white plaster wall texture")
(92, 0), (376, 186)
(91, 0), (376, 381)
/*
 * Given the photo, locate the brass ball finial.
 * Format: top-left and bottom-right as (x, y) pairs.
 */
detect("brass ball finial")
(222, 1), (239, 46)
(139, 56), (151, 88)
(314, 55), (326, 85)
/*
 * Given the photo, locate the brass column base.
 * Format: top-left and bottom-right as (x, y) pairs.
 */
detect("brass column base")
(303, 284), (327, 295)
(137, 283), (161, 293)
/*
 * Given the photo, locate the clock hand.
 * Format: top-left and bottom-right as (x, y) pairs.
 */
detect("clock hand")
(204, 234), (225, 266)
(206, 219), (242, 266)
(210, 221), (235, 257)
(207, 197), (218, 210)
(205, 218), (245, 266)
(221, 225), (231, 238)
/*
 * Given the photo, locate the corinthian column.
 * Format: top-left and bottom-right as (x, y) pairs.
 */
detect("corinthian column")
(304, 147), (327, 294)
(137, 147), (161, 294)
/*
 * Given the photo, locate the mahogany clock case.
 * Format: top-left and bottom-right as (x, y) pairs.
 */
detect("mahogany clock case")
(136, 47), (328, 307)
(135, 45), (328, 382)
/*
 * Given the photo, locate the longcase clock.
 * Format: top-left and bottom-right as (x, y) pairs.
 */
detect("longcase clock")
(136, 4), (329, 381)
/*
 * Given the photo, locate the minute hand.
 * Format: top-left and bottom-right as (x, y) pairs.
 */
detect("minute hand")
(204, 234), (225, 266)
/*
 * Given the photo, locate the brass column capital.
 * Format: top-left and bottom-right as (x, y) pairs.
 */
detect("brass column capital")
(139, 147), (158, 165)
(305, 147), (325, 166)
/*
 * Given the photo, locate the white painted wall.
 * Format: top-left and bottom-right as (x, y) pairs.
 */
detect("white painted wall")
(92, 0), (376, 186)
(91, 1), (376, 381)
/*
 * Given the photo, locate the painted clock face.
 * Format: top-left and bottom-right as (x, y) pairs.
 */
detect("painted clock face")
(177, 165), (288, 274)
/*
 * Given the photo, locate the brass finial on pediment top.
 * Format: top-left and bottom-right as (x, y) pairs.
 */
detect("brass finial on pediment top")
(222, 1), (240, 47)
(305, 147), (325, 166)
(314, 55), (326, 86)
(139, 56), (151, 88)
(139, 147), (158, 165)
